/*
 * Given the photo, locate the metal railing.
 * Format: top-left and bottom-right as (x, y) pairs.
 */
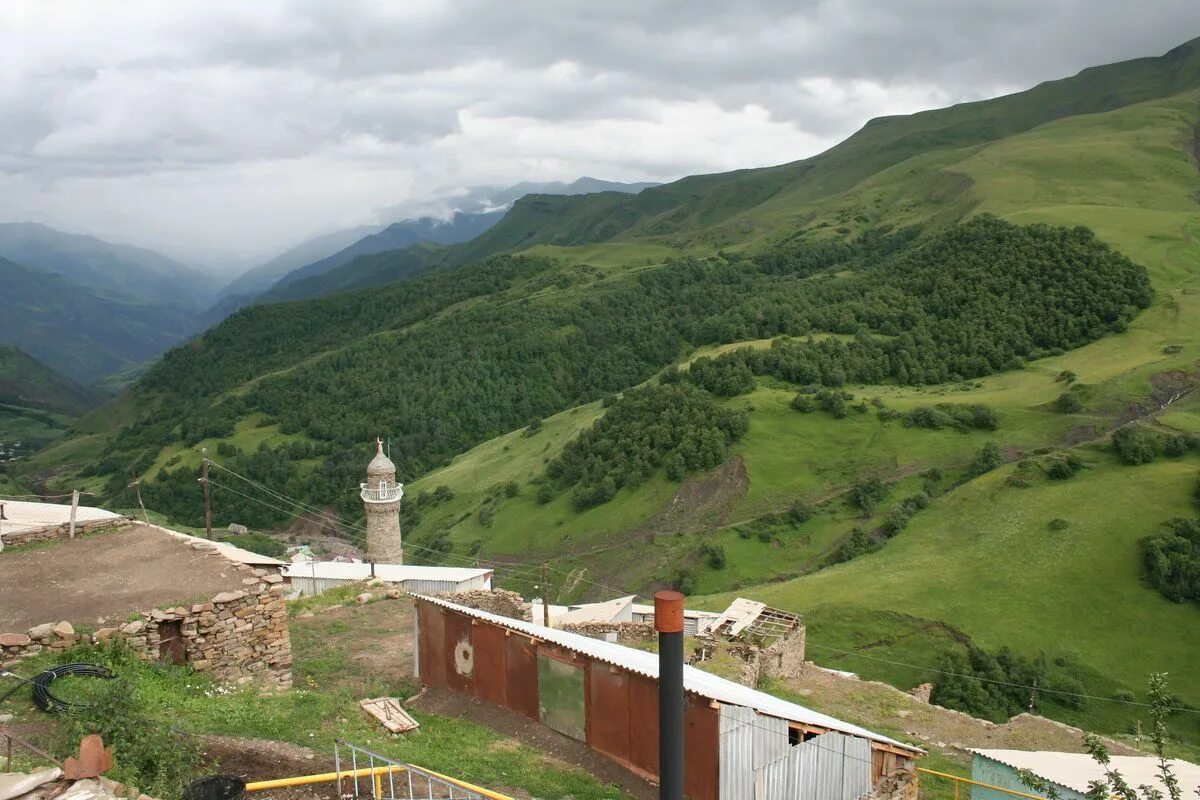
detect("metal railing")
(360, 484), (404, 503)
(1, 724), (61, 773)
(918, 767), (1049, 800)
(243, 740), (512, 800)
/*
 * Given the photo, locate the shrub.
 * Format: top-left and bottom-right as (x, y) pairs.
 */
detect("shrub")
(702, 544), (727, 569)
(791, 394), (817, 412)
(535, 484), (554, 504)
(848, 477), (889, 513)
(787, 500), (814, 524)
(1048, 518), (1070, 532)
(968, 442), (1003, 477)
(1056, 370), (1077, 383)
(1056, 391), (1083, 413)
(1141, 518), (1200, 604)
(1112, 425), (1161, 465)
(1044, 454), (1083, 480)
(503, 481), (519, 498)
(835, 526), (874, 563)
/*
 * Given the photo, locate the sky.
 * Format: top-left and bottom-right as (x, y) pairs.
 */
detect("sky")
(1, 1), (1197, 271)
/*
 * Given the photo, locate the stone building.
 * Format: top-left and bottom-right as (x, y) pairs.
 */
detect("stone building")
(0, 516), (291, 690)
(361, 438), (404, 563)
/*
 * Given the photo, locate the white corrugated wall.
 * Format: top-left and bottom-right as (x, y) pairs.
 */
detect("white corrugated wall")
(288, 574), (490, 597)
(718, 704), (790, 800)
(754, 731), (872, 800)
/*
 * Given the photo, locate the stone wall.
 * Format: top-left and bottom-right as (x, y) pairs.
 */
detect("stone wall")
(0, 517), (133, 548)
(761, 626), (806, 679)
(439, 589), (530, 620)
(561, 621), (657, 642)
(0, 565), (291, 691)
(869, 764), (919, 800)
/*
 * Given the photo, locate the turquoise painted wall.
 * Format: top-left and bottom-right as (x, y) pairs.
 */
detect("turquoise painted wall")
(971, 755), (1087, 800)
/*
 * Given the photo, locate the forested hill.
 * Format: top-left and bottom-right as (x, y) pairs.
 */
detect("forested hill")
(0, 345), (99, 416)
(263, 35), (1200, 305)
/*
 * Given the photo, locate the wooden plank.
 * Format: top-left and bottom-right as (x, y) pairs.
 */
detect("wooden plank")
(359, 697), (420, 733)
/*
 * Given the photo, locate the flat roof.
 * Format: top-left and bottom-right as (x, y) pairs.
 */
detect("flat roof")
(415, 594), (920, 754)
(0, 523), (249, 631)
(0, 498), (122, 538)
(283, 561), (492, 583)
(972, 750), (1200, 797)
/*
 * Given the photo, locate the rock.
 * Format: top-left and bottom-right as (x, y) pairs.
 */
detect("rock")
(355, 592), (373, 605)
(0, 632), (32, 647)
(213, 591), (246, 604)
(261, 573), (283, 584)
(908, 682), (933, 704)
(895, 709), (912, 719)
(0, 713), (12, 723)
(94, 628), (118, 642)
(53, 621), (75, 638)
(385, 589), (403, 599)
(122, 620), (145, 635)
(242, 577), (261, 586)
(297, 611), (315, 618)
(28, 622), (55, 639)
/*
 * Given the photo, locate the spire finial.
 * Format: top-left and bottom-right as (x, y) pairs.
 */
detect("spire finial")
(376, 437), (384, 454)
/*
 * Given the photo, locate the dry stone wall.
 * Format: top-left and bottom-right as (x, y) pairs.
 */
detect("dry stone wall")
(439, 589), (530, 620)
(0, 517), (133, 548)
(561, 621), (656, 642)
(0, 564), (291, 691)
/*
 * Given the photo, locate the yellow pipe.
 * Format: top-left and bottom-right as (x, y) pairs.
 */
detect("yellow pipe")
(917, 768), (1048, 800)
(415, 765), (516, 800)
(374, 771), (383, 798)
(245, 765), (405, 791)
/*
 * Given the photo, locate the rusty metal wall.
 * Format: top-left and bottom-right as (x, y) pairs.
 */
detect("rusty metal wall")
(754, 731), (871, 800)
(627, 671), (659, 777)
(443, 608), (474, 693)
(718, 704), (790, 800)
(586, 664), (632, 764)
(472, 621), (508, 707)
(685, 694), (720, 800)
(504, 631), (540, 720)
(416, 602), (446, 687)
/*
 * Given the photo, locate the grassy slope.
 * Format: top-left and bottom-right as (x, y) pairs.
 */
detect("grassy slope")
(392, 90), (1200, 725)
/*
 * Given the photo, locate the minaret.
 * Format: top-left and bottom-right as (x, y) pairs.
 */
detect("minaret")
(361, 438), (403, 563)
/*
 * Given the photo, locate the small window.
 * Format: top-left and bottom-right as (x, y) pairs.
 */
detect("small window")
(537, 654), (585, 740)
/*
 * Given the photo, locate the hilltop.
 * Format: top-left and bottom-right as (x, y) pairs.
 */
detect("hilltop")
(20, 37), (1200, 744)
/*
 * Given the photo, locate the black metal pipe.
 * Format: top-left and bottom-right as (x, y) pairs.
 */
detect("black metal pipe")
(655, 590), (685, 800)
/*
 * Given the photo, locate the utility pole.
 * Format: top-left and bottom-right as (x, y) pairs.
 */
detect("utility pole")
(1028, 676), (1039, 711)
(1135, 719), (1142, 749)
(541, 563), (551, 627)
(200, 448), (212, 540)
(655, 590), (685, 800)
(128, 475), (149, 523)
(68, 489), (79, 538)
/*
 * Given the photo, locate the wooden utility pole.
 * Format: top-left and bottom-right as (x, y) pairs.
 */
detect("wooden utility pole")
(201, 448), (212, 540)
(542, 563), (551, 627)
(68, 489), (79, 538)
(128, 476), (149, 523)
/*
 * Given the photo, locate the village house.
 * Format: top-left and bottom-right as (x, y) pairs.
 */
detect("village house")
(412, 594), (922, 800)
(0, 502), (291, 690)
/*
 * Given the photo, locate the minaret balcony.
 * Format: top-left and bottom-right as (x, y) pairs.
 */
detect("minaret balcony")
(361, 483), (404, 503)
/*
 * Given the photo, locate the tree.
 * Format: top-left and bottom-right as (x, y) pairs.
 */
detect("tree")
(1113, 425), (1161, 465)
(968, 442), (1003, 477)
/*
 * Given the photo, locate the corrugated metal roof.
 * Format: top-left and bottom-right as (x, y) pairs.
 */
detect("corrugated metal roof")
(972, 750), (1200, 796)
(285, 561), (492, 583)
(0, 499), (122, 537)
(415, 594), (920, 754)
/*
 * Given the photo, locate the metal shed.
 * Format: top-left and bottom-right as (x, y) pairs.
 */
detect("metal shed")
(412, 595), (920, 800)
(284, 562), (493, 597)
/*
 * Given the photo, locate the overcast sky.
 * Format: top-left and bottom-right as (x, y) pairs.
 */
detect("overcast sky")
(1, 1), (1197, 270)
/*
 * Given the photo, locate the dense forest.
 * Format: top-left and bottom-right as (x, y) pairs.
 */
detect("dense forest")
(101, 216), (1151, 531)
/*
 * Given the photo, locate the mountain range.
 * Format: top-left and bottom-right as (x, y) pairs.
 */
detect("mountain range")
(9, 37), (1200, 743)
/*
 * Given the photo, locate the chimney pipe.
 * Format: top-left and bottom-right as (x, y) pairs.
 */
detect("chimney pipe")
(655, 590), (685, 800)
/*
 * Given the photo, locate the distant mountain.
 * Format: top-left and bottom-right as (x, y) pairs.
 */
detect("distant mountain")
(215, 225), (384, 302)
(257, 178), (658, 303)
(0, 222), (218, 309)
(260, 210), (506, 301)
(0, 256), (201, 384)
(0, 345), (99, 417)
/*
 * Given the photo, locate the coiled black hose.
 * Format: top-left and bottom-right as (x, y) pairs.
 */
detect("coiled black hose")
(0, 663), (117, 712)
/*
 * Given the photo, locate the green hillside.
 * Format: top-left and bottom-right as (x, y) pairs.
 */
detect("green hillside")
(21, 39), (1200, 743)
(0, 345), (98, 459)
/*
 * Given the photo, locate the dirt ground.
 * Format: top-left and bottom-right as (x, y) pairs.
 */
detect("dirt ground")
(409, 688), (655, 800)
(784, 665), (1140, 763)
(0, 524), (244, 630)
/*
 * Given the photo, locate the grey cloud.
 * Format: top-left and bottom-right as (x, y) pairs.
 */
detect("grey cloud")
(0, 0), (1196, 260)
